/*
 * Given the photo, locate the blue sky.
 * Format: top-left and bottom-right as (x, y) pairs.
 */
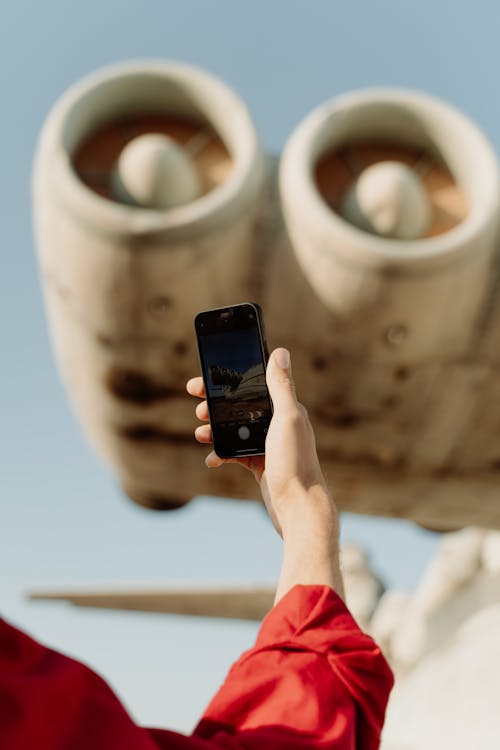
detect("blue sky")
(1, 0), (498, 734)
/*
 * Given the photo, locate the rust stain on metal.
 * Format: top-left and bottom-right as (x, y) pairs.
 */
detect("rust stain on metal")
(430, 464), (454, 478)
(382, 395), (399, 409)
(148, 295), (172, 317)
(331, 411), (362, 429)
(393, 365), (411, 382)
(96, 333), (166, 349)
(173, 340), (189, 356)
(119, 424), (193, 444)
(329, 393), (346, 407)
(96, 332), (114, 348)
(125, 489), (188, 511)
(106, 368), (175, 405)
(311, 355), (328, 371)
(314, 397), (377, 429)
(318, 447), (385, 468)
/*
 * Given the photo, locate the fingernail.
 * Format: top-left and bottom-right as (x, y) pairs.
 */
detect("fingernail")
(276, 348), (290, 369)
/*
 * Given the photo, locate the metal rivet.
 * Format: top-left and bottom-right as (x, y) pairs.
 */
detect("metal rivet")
(385, 324), (408, 346)
(148, 296), (171, 316)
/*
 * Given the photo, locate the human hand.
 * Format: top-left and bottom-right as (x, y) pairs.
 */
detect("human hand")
(186, 348), (334, 538)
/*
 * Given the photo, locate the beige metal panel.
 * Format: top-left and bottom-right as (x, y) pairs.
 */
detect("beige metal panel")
(33, 69), (500, 528)
(377, 530), (500, 750)
(278, 88), (500, 497)
(115, 437), (500, 528)
(266, 225), (492, 473)
(405, 362), (491, 469)
(451, 367), (500, 472)
(475, 261), (500, 363)
(451, 266), (500, 472)
(327, 464), (500, 531)
(33, 62), (266, 507)
(280, 89), (500, 361)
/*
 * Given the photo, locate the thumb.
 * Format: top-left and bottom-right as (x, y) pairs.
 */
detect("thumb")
(266, 348), (298, 412)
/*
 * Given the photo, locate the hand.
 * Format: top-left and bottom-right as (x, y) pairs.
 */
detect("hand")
(186, 348), (333, 537)
(186, 347), (344, 601)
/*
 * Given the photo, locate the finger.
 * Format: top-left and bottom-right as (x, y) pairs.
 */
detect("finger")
(186, 377), (206, 398)
(205, 451), (251, 470)
(195, 400), (210, 421)
(266, 348), (298, 413)
(205, 451), (224, 468)
(195, 424), (213, 444)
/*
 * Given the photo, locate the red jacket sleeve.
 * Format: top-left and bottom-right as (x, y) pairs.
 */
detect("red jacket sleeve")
(194, 585), (394, 749)
(0, 585), (393, 750)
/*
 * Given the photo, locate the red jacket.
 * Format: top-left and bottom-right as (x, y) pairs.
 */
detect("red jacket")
(0, 585), (393, 749)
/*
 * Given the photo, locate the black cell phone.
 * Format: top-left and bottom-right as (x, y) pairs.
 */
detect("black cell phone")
(194, 302), (273, 458)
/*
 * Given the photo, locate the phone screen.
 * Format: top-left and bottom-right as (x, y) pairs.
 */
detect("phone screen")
(195, 304), (272, 458)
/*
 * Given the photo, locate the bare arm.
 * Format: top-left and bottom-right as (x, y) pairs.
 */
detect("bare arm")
(187, 347), (345, 603)
(276, 486), (344, 603)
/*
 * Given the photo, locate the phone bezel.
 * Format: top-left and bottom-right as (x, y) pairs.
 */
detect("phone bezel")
(194, 302), (272, 458)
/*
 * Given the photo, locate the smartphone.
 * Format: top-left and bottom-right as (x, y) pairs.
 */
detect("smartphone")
(194, 302), (273, 458)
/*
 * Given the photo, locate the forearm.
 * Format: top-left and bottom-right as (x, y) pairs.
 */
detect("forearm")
(274, 485), (345, 604)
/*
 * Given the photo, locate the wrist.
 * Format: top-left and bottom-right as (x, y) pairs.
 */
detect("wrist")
(278, 481), (338, 541)
(273, 483), (344, 604)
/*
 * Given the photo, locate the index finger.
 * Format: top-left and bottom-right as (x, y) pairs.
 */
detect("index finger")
(186, 376), (206, 398)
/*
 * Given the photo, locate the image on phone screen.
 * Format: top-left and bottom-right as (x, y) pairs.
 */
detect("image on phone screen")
(196, 304), (272, 456)
(199, 327), (272, 426)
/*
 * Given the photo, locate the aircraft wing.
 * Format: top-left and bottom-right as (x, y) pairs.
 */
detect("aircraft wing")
(27, 584), (276, 621)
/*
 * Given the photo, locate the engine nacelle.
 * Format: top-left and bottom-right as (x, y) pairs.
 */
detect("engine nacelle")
(33, 61), (500, 528)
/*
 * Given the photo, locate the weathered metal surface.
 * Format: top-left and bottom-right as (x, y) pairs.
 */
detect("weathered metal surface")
(33, 64), (500, 528)
(374, 529), (500, 750)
